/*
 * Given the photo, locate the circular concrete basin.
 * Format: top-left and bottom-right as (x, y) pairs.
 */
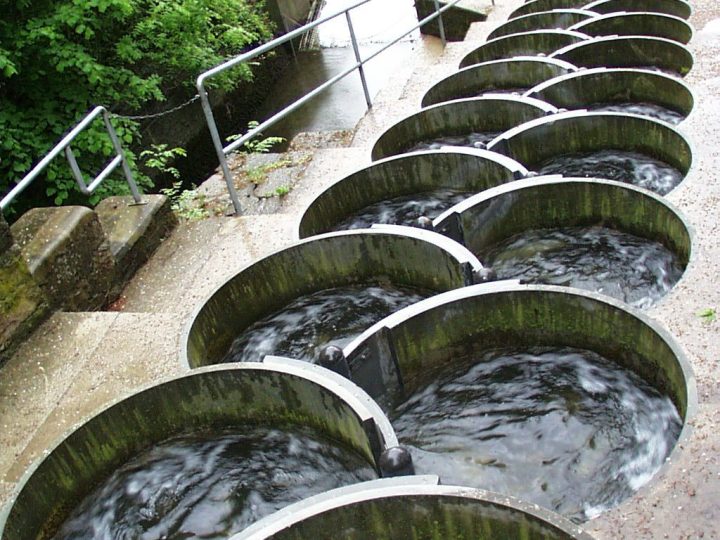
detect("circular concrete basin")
(551, 35), (693, 76)
(569, 12), (693, 44)
(0, 360), (399, 540)
(183, 228), (484, 369)
(298, 149), (527, 238)
(343, 283), (696, 520)
(459, 30), (589, 68)
(371, 96), (557, 161)
(486, 111), (692, 195)
(488, 9), (597, 39)
(422, 57), (577, 107)
(526, 68), (694, 123)
(433, 176), (691, 307)
(584, 0), (692, 20)
(235, 478), (594, 540)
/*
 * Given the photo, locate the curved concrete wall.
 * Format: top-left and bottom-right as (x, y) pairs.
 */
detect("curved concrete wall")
(488, 9), (597, 39)
(551, 35), (694, 76)
(298, 149), (527, 238)
(371, 96), (557, 161)
(433, 176), (692, 273)
(526, 68), (694, 118)
(0, 360), (398, 540)
(584, 0), (692, 20)
(183, 228), (483, 368)
(236, 478), (594, 540)
(487, 111), (692, 180)
(509, 0), (588, 19)
(422, 57), (577, 107)
(569, 12), (693, 44)
(345, 283), (695, 423)
(459, 30), (589, 68)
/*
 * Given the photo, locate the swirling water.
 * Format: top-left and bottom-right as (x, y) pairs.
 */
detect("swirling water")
(407, 131), (501, 152)
(332, 189), (473, 230)
(538, 149), (683, 195)
(53, 427), (376, 539)
(391, 346), (682, 522)
(224, 284), (429, 363)
(478, 226), (683, 309)
(588, 102), (685, 125)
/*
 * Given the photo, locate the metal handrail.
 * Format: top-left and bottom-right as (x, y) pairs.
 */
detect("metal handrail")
(197, 0), (467, 214)
(1, 106), (142, 212)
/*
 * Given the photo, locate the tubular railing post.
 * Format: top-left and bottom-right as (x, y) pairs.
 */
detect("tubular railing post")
(433, 0), (447, 46)
(102, 110), (142, 203)
(346, 11), (373, 109)
(196, 82), (244, 215)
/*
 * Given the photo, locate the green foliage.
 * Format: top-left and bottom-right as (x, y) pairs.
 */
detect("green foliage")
(697, 308), (716, 323)
(160, 181), (209, 220)
(228, 121), (286, 154)
(0, 0), (273, 210)
(140, 144), (187, 178)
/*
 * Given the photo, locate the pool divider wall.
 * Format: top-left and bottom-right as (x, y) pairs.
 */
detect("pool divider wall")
(344, 283), (696, 425)
(297, 149), (528, 238)
(234, 478), (595, 540)
(0, 360), (400, 540)
(486, 111), (692, 177)
(370, 96), (558, 162)
(421, 57), (577, 108)
(433, 177), (692, 269)
(487, 10), (598, 40)
(525, 68), (694, 118)
(458, 30), (590, 68)
(183, 227), (484, 368)
(568, 12), (693, 44)
(584, 0), (692, 20)
(551, 35), (694, 76)
(509, 0), (589, 20)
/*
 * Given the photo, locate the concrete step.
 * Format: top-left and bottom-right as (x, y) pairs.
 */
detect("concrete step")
(0, 311), (183, 487)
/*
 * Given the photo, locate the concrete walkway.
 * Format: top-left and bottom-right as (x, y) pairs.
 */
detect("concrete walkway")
(1, 0), (719, 537)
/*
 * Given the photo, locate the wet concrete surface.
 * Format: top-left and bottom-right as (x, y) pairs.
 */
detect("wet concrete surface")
(1, 0), (720, 537)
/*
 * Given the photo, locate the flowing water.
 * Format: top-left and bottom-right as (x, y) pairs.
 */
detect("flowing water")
(407, 131), (502, 152)
(53, 427), (376, 539)
(478, 226), (683, 309)
(224, 284), (430, 363)
(391, 346), (682, 522)
(537, 149), (683, 195)
(588, 102), (685, 125)
(332, 189), (473, 230)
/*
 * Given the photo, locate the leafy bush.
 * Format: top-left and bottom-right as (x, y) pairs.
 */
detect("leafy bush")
(0, 0), (273, 211)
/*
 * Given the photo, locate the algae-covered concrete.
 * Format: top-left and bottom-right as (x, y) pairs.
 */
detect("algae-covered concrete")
(526, 68), (694, 117)
(1, 0), (720, 536)
(569, 12), (693, 44)
(10, 207), (114, 312)
(298, 149), (526, 238)
(371, 95), (557, 161)
(585, 0), (692, 20)
(459, 29), (589, 68)
(421, 57), (576, 107)
(552, 35), (694, 76)
(487, 9), (595, 40)
(0, 362), (391, 540)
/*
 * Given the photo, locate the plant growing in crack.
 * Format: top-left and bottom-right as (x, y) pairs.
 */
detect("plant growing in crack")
(160, 181), (210, 220)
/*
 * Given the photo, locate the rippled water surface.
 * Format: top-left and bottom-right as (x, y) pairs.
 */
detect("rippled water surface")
(588, 102), (685, 125)
(479, 226), (683, 309)
(538, 149), (683, 195)
(224, 284), (429, 363)
(54, 427), (376, 539)
(407, 131), (501, 152)
(392, 346), (682, 522)
(332, 189), (473, 230)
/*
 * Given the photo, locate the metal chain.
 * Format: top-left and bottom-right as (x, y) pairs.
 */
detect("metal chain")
(111, 94), (201, 121)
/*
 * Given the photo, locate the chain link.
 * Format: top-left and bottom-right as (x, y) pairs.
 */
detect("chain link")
(111, 94), (201, 121)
